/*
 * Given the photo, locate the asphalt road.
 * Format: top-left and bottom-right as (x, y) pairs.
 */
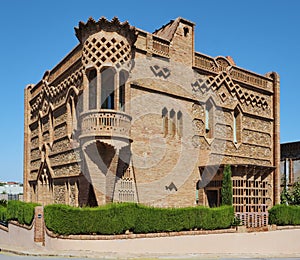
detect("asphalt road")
(1, 254), (300, 260)
(0, 255), (88, 260)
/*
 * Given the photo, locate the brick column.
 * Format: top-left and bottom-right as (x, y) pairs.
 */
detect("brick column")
(23, 85), (33, 202)
(34, 206), (45, 245)
(272, 72), (280, 204)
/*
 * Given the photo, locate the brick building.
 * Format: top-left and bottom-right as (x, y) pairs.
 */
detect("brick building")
(281, 141), (300, 187)
(24, 17), (280, 227)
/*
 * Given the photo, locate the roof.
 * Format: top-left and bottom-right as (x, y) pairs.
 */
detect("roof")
(153, 17), (195, 41)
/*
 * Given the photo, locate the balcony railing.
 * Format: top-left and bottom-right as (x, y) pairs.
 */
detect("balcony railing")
(79, 110), (131, 140)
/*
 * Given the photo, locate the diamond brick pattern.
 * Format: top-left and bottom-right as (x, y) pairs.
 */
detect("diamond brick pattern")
(82, 35), (131, 68)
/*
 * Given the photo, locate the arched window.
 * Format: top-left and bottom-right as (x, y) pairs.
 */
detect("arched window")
(177, 111), (183, 137)
(233, 108), (242, 144)
(169, 109), (176, 137)
(196, 180), (200, 204)
(49, 110), (54, 144)
(101, 68), (115, 109)
(162, 107), (168, 137)
(38, 117), (43, 150)
(67, 96), (77, 139)
(88, 69), (97, 110)
(119, 71), (128, 111)
(205, 101), (214, 139)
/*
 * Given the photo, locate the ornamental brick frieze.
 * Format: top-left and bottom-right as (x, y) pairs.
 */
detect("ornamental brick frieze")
(30, 67), (83, 120)
(30, 170), (38, 180)
(192, 71), (271, 118)
(75, 16), (137, 45)
(53, 123), (67, 140)
(192, 119), (205, 135)
(242, 116), (272, 133)
(30, 159), (41, 171)
(192, 103), (204, 119)
(49, 149), (81, 167)
(192, 135), (210, 149)
(211, 139), (272, 161)
(210, 153), (271, 167)
(53, 163), (81, 177)
(31, 137), (39, 148)
(30, 148), (41, 161)
(243, 129), (271, 147)
(50, 137), (74, 155)
(194, 53), (273, 92)
(214, 123), (233, 140)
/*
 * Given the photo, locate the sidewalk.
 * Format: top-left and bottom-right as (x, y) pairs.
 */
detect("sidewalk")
(1, 228), (300, 259)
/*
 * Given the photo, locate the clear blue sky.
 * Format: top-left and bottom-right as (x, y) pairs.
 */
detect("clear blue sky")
(0, 0), (299, 182)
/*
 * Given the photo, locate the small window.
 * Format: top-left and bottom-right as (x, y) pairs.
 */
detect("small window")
(101, 68), (115, 109)
(119, 71), (128, 111)
(205, 101), (213, 139)
(169, 109), (176, 137)
(183, 27), (189, 37)
(233, 108), (242, 144)
(88, 69), (97, 110)
(177, 111), (183, 137)
(162, 107), (168, 137)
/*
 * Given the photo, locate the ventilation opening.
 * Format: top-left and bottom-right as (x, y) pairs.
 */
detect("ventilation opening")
(183, 27), (189, 37)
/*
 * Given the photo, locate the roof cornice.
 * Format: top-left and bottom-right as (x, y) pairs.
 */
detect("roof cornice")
(74, 16), (137, 45)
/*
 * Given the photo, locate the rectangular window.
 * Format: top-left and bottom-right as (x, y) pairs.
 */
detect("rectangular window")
(205, 108), (209, 131)
(101, 68), (115, 109)
(205, 101), (213, 138)
(88, 69), (97, 110)
(233, 115), (237, 143)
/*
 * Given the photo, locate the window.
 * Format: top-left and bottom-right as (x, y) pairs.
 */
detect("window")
(119, 71), (127, 111)
(233, 108), (242, 144)
(101, 68), (115, 109)
(205, 101), (213, 138)
(162, 107), (168, 137)
(177, 111), (183, 137)
(88, 69), (97, 110)
(169, 109), (176, 136)
(67, 97), (77, 139)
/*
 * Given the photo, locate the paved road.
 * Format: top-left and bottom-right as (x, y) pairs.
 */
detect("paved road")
(0, 255), (86, 260)
(1, 254), (300, 260)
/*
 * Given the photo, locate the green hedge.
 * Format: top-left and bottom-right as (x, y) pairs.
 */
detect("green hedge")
(0, 205), (7, 222)
(7, 200), (39, 226)
(269, 204), (300, 225)
(44, 203), (234, 235)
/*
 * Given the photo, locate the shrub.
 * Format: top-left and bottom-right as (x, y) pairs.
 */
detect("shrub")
(7, 200), (39, 226)
(0, 199), (7, 207)
(269, 204), (300, 225)
(0, 205), (7, 222)
(221, 165), (233, 206)
(44, 203), (234, 235)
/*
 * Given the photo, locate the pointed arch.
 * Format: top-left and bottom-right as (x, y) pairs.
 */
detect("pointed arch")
(66, 93), (78, 139)
(169, 109), (176, 137)
(119, 70), (128, 111)
(233, 106), (242, 144)
(101, 67), (116, 109)
(205, 99), (214, 139)
(87, 68), (97, 110)
(177, 111), (183, 137)
(162, 107), (168, 137)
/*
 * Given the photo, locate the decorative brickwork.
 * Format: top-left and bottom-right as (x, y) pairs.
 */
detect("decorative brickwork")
(24, 16), (280, 228)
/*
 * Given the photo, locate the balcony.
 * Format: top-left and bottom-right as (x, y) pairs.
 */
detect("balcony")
(79, 110), (132, 141)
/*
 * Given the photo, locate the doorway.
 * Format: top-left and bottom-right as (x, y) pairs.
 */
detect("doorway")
(206, 189), (219, 207)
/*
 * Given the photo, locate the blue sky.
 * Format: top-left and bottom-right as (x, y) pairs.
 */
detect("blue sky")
(0, 0), (299, 182)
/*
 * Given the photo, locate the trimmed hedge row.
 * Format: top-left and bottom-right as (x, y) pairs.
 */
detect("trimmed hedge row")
(6, 200), (39, 225)
(44, 203), (234, 235)
(0, 205), (7, 222)
(269, 204), (300, 225)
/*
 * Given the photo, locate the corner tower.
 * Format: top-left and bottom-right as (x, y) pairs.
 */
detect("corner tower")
(75, 17), (138, 205)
